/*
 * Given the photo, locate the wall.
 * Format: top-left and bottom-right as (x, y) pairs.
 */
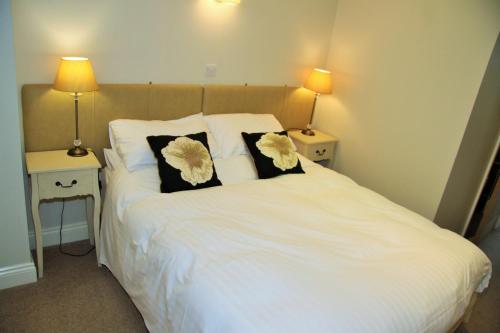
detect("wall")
(13, 0), (498, 239)
(13, 0), (337, 85)
(314, 0), (500, 222)
(435, 35), (500, 233)
(0, 0), (37, 289)
(11, 0), (338, 241)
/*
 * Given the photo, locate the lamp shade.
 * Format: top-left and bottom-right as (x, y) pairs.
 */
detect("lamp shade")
(304, 68), (332, 94)
(54, 57), (98, 93)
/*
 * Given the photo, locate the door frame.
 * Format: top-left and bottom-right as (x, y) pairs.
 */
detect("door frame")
(461, 135), (500, 236)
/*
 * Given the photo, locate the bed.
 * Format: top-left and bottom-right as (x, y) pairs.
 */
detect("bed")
(22, 84), (492, 333)
(99, 150), (490, 333)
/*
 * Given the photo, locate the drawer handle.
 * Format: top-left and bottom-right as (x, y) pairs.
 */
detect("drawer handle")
(315, 149), (327, 156)
(55, 180), (78, 188)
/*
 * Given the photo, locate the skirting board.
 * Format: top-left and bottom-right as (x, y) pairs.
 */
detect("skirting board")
(28, 221), (90, 250)
(0, 261), (37, 290)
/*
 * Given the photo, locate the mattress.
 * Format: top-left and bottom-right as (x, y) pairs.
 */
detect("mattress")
(100, 155), (491, 333)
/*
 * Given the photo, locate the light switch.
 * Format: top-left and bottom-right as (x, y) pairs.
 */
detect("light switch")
(205, 64), (217, 78)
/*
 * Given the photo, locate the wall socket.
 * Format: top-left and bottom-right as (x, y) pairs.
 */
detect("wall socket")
(205, 64), (217, 78)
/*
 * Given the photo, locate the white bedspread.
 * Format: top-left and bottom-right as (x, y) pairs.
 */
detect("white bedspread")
(100, 157), (491, 333)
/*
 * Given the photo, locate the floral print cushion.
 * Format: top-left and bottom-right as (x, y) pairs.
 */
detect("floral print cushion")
(242, 131), (305, 179)
(147, 132), (222, 193)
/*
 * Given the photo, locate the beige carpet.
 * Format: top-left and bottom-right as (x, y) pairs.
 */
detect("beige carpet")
(1, 231), (499, 333)
(0, 241), (147, 332)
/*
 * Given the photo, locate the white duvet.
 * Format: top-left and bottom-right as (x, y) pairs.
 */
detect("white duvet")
(100, 155), (491, 333)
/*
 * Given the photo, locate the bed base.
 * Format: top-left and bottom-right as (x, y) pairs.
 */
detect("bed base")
(448, 292), (479, 333)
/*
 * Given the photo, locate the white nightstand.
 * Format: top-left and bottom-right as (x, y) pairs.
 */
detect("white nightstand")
(288, 130), (338, 167)
(26, 150), (102, 278)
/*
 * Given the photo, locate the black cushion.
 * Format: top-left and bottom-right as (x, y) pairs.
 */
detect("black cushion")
(242, 131), (305, 179)
(147, 132), (222, 193)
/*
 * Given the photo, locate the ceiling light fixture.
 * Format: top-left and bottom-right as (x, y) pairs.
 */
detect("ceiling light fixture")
(216, 0), (241, 4)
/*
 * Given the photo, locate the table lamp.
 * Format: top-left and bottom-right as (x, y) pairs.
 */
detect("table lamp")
(302, 68), (332, 136)
(53, 57), (99, 157)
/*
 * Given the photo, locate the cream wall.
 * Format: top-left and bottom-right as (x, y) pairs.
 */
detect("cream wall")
(0, 0), (37, 289)
(13, 0), (336, 86)
(12, 0), (338, 238)
(435, 36), (500, 233)
(314, 0), (500, 222)
(13, 0), (498, 241)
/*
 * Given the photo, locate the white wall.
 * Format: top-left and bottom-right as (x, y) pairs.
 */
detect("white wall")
(0, 0), (37, 289)
(14, 0), (498, 239)
(435, 35), (500, 233)
(13, 0), (337, 86)
(12, 0), (338, 238)
(315, 0), (500, 222)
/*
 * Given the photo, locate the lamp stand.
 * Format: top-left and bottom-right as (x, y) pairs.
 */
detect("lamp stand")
(301, 92), (320, 136)
(67, 93), (88, 157)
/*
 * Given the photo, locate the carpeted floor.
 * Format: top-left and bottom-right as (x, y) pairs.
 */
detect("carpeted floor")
(1, 230), (499, 332)
(0, 242), (147, 332)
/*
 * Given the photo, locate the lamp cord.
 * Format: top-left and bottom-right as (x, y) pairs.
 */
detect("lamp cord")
(59, 199), (95, 257)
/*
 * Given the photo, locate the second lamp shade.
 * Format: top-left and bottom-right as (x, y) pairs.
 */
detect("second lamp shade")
(304, 68), (332, 94)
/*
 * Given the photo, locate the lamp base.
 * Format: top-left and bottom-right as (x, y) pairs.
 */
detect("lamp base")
(301, 128), (316, 136)
(67, 146), (88, 157)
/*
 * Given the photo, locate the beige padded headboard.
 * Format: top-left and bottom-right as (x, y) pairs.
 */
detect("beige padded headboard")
(22, 84), (314, 164)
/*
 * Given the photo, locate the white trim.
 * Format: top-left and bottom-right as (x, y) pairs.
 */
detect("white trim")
(0, 261), (37, 290)
(28, 221), (89, 250)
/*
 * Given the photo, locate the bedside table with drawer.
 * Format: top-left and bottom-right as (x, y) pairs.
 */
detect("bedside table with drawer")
(288, 130), (338, 167)
(26, 150), (102, 278)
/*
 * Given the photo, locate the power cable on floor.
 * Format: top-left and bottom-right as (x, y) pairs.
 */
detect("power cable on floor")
(58, 199), (95, 257)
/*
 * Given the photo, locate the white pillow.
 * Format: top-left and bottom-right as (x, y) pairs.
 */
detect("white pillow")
(109, 113), (202, 152)
(214, 154), (258, 185)
(109, 114), (221, 172)
(103, 148), (123, 171)
(204, 113), (285, 159)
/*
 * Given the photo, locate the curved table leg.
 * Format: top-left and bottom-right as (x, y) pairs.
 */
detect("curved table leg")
(31, 174), (43, 278)
(92, 172), (101, 267)
(86, 196), (95, 246)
